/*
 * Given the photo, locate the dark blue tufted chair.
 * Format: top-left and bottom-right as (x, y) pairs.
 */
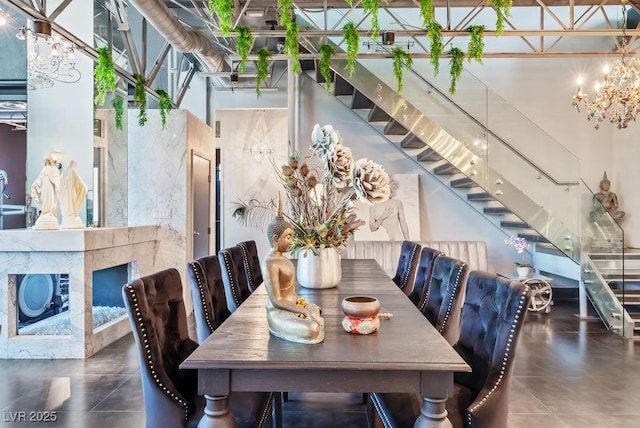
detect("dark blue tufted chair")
(237, 240), (263, 292)
(218, 246), (252, 312)
(419, 256), (468, 345)
(371, 271), (532, 428)
(392, 241), (420, 295)
(122, 268), (201, 428)
(407, 246), (443, 307)
(123, 268), (273, 428)
(187, 255), (232, 344)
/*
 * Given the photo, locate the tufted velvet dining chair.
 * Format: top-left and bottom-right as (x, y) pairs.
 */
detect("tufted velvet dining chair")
(407, 246), (444, 307)
(123, 268), (274, 428)
(237, 240), (263, 292)
(418, 256), (468, 345)
(122, 268), (199, 428)
(392, 241), (420, 295)
(187, 254), (232, 344)
(218, 246), (253, 312)
(371, 271), (532, 428)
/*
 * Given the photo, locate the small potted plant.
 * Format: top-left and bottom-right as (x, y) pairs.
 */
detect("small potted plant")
(505, 235), (532, 277)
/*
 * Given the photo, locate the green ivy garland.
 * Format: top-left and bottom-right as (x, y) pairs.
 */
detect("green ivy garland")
(362, 0), (381, 41)
(319, 44), (335, 92)
(343, 22), (359, 77)
(488, 0), (512, 35)
(392, 48), (413, 93)
(133, 73), (147, 127)
(155, 89), (172, 130)
(94, 46), (116, 107)
(467, 25), (485, 64)
(208, 0), (233, 36)
(112, 95), (124, 131)
(256, 47), (271, 98)
(419, 0), (434, 29)
(427, 22), (443, 76)
(285, 21), (301, 74)
(236, 26), (253, 73)
(448, 47), (465, 95)
(278, 0), (293, 27)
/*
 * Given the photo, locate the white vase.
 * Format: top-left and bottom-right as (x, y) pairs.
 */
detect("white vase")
(297, 248), (342, 289)
(516, 266), (530, 278)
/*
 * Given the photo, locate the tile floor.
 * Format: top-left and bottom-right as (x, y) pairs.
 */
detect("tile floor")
(0, 299), (638, 427)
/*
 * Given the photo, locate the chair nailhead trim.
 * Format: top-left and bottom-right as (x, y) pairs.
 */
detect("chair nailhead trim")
(221, 251), (241, 307)
(401, 245), (418, 290)
(189, 261), (215, 335)
(125, 284), (190, 421)
(239, 244), (255, 291)
(438, 263), (466, 334)
(467, 287), (530, 425)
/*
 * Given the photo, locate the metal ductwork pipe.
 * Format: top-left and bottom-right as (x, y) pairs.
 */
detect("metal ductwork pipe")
(128, 0), (230, 72)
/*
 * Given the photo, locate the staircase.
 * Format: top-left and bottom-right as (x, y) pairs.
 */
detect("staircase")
(301, 48), (636, 338)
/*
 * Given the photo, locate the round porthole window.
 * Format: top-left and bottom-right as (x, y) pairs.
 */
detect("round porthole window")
(18, 274), (54, 319)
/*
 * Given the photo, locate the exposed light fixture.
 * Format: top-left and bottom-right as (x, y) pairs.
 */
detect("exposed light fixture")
(247, 110), (273, 162)
(363, 38), (414, 53)
(572, 0), (640, 129)
(0, 8), (9, 27)
(16, 20), (81, 90)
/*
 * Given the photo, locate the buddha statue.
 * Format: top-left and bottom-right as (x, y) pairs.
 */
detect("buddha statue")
(261, 196), (325, 344)
(592, 171), (625, 222)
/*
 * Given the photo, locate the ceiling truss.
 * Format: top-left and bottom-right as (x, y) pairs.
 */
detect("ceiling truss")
(2, 0), (640, 98)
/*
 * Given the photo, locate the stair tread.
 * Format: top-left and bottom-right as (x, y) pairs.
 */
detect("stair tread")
(451, 177), (478, 188)
(484, 207), (512, 215)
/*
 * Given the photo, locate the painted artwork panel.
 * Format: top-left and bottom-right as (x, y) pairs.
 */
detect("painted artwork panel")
(353, 174), (420, 241)
(219, 109), (288, 257)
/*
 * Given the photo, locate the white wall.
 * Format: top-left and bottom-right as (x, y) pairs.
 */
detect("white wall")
(128, 109), (215, 312)
(27, 0), (94, 223)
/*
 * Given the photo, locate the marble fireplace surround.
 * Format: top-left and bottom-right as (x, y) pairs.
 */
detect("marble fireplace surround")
(0, 226), (158, 359)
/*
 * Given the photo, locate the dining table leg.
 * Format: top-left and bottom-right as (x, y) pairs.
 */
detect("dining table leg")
(198, 395), (236, 428)
(414, 396), (453, 428)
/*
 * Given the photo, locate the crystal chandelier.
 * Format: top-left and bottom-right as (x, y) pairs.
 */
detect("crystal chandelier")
(16, 20), (81, 90)
(572, 0), (640, 130)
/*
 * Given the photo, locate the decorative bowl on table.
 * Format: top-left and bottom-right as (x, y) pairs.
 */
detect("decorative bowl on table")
(341, 296), (381, 335)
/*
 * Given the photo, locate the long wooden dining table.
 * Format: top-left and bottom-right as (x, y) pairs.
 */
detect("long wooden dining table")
(181, 259), (470, 427)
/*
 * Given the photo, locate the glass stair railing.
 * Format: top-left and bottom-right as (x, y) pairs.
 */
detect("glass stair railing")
(580, 181), (634, 337)
(323, 55), (579, 261)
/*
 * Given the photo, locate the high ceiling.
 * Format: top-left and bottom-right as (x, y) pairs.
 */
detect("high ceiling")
(2, 0), (639, 102)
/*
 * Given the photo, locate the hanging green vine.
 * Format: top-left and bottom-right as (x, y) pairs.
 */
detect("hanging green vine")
(208, 0), (233, 36)
(319, 44), (335, 92)
(133, 73), (147, 127)
(345, 0), (353, 7)
(362, 0), (381, 41)
(256, 47), (271, 98)
(427, 22), (443, 76)
(467, 25), (485, 64)
(155, 89), (172, 130)
(278, 0), (293, 27)
(419, 0), (434, 29)
(448, 47), (465, 95)
(236, 26), (253, 73)
(488, 0), (512, 35)
(94, 46), (116, 107)
(343, 22), (359, 77)
(392, 48), (413, 94)
(285, 21), (301, 74)
(112, 95), (124, 131)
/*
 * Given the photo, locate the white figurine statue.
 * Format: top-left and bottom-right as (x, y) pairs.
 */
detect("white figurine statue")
(60, 160), (87, 229)
(30, 155), (61, 230)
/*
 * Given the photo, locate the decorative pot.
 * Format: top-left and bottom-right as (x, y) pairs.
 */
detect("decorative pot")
(516, 266), (530, 278)
(341, 296), (381, 318)
(297, 247), (342, 289)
